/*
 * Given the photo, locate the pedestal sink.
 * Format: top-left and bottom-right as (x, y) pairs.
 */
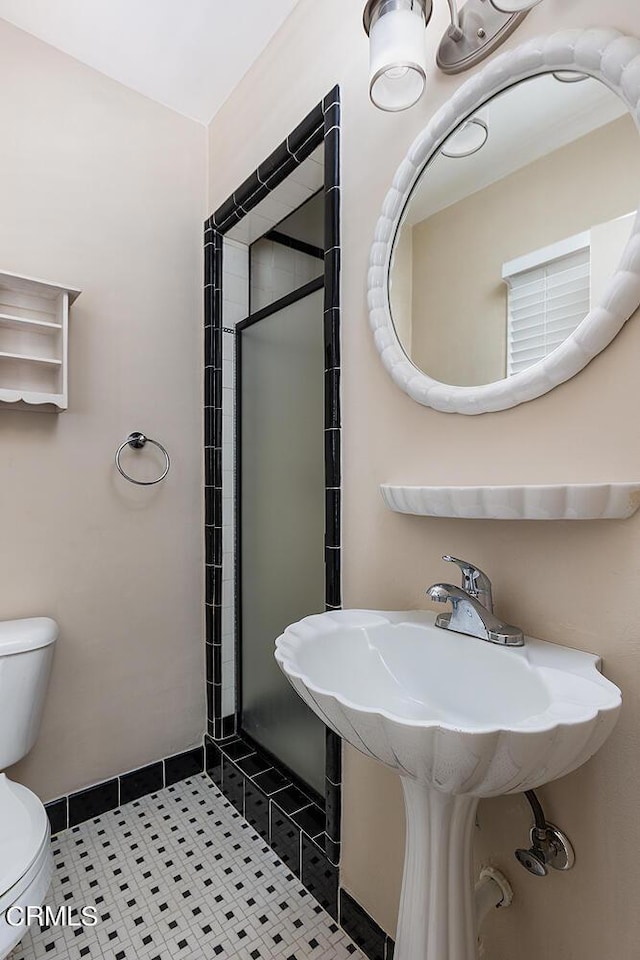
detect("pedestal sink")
(275, 610), (622, 960)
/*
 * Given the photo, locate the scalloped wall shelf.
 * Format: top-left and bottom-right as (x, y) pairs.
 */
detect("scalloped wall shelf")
(0, 271), (81, 411)
(380, 483), (640, 521)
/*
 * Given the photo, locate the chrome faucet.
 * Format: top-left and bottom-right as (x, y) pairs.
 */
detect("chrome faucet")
(442, 554), (493, 611)
(427, 556), (524, 647)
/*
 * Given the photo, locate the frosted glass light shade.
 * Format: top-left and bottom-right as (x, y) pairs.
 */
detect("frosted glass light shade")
(369, 3), (428, 112)
(490, 0), (542, 11)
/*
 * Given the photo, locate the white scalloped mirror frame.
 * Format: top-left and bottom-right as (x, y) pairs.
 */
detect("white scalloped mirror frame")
(368, 29), (640, 414)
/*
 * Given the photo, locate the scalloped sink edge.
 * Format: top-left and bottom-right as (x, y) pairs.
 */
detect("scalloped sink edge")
(275, 609), (622, 798)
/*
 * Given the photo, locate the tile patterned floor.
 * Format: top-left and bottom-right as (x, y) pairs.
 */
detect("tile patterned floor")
(11, 775), (364, 960)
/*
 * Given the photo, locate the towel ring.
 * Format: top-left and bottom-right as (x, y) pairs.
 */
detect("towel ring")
(115, 432), (170, 486)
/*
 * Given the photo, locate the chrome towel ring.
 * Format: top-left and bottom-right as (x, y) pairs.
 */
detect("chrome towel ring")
(115, 432), (170, 486)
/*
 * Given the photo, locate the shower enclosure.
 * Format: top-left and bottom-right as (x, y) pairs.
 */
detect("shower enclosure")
(204, 89), (342, 861)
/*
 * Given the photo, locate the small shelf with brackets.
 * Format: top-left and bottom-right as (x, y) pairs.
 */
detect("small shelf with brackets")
(0, 270), (81, 411)
(380, 483), (640, 521)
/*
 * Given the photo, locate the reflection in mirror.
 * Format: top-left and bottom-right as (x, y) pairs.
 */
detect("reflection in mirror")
(389, 73), (639, 387)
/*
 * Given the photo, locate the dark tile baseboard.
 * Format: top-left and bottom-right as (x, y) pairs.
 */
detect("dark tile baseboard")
(44, 745), (205, 834)
(340, 890), (395, 960)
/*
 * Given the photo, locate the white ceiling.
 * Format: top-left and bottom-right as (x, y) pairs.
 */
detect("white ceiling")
(408, 74), (629, 223)
(0, 0), (301, 124)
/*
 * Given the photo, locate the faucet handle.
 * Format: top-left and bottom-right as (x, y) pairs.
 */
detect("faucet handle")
(442, 555), (493, 612)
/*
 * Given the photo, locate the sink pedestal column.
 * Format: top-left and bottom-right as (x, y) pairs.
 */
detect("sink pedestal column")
(396, 778), (480, 960)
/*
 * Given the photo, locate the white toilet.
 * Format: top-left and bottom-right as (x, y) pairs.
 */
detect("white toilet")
(0, 618), (58, 960)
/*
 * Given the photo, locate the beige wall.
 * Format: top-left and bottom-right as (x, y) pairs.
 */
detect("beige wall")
(0, 20), (207, 801)
(409, 114), (638, 385)
(208, 3), (640, 959)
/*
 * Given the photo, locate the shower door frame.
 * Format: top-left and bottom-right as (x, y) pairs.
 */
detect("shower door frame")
(203, 89), (342, 865)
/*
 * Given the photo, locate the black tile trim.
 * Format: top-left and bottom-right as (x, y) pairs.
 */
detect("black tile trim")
(326, 546), (342, 609)
(287, 103), (325, 158)
(47, 746), (207, 833)
(291, 127), (325, 164)
(325, 368), (341, 430)
(256, 141), (292, 189)
(244, 778), (270, 842)
(204, 230), (223, 671)
(207, 736), (324, 873)
(44, 798), (68, 835)
(252, 766), (290, 796)
(290, 802), (326, 840)
(271, 785), (314, 817)
(270, 803), (302, 877)
(164, 746), (205, 786)
(218, 736), (255, 762)
(235, 752), (273, 778)
(203, 89), (343, 876)
(222, 714), (236, 739)
(301, 835), (339, 921)
(326, 729), (342, 786)
(325, 837), (342, 867)
(209, 109), (324, 232)
(236, 730), (325, 809)
(221, 755), (245, 814)
(205, 736), (222, 788)
(339, 890), (388, 960)
(325, 488), (341, 548)
(120, 761), (163, 805)
(326, 779), (342, 843)
(68, 779), (119, 829)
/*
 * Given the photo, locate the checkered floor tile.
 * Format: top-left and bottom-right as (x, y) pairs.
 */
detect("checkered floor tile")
(10, 775), (363, 960)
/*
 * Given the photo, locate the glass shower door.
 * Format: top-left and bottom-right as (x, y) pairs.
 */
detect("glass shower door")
(239, 286), (326, 795)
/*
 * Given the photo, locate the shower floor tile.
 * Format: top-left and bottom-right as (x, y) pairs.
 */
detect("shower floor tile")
(11, 775), (363, 960)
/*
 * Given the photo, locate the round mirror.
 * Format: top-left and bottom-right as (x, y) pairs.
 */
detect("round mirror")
(370, 30), (640, 414)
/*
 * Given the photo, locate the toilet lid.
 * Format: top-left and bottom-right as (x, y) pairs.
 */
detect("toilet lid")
(0, 776), (49, 896)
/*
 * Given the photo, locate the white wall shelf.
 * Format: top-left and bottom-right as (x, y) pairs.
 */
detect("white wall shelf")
(0, 270), (81, 411)
(0, 313), (63, 332)
(0, 351), (63, 366)
(380, 483), (640, 521)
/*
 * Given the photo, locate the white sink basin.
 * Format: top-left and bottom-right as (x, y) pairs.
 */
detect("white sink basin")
(275, 609), (621, 796)
(275, 609), (622, 960)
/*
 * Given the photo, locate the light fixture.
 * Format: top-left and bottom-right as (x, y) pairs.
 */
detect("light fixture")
(363, 0), (432, 112)
(440, 116), (488, 157)
(364, 0), (545, 110)
(490, 0), (542, 11)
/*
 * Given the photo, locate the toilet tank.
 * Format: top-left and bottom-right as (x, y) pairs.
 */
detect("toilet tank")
(0, 618), (58, 770)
